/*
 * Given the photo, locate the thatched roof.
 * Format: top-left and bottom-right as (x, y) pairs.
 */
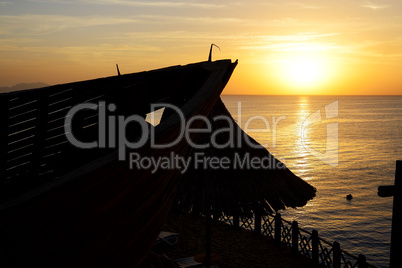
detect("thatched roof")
(0, 60), (238, 268)
(173, 98), (316, 216)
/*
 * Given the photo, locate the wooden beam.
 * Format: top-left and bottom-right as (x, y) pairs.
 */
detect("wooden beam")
(378, 185), (395, 197)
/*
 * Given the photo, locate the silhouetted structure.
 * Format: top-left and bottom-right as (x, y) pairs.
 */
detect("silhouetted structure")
(0, 58), (315, 267)
(0, 60), (237, 267)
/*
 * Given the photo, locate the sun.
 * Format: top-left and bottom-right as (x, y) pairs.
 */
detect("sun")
(276, 55), (329, 90)
(289, 57), (324, 85)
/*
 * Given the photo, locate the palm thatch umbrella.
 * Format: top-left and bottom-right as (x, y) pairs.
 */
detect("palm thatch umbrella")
(172, 97), (316, 266)
(174, 97), (316, 216)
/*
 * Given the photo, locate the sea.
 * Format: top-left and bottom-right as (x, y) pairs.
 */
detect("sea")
(221, 95), (402, 268)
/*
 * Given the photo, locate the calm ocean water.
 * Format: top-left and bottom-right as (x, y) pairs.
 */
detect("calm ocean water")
(221, 95), (402, 268)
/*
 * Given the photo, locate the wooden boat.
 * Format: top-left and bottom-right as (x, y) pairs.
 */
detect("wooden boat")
(0, 59), (238, 267)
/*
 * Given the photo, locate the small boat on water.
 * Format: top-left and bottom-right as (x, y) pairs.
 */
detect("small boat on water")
(0, 59), (238, 267)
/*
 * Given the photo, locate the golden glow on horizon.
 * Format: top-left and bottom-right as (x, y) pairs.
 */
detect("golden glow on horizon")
(0, 1), (402, 95)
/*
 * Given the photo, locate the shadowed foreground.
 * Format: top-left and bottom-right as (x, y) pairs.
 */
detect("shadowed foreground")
(162, 213), (314, 268)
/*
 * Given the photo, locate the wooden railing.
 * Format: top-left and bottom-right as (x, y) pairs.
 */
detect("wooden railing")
(216, 213), (377, 268)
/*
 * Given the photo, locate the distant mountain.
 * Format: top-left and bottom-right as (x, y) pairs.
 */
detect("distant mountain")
(0, 82), (49, 93)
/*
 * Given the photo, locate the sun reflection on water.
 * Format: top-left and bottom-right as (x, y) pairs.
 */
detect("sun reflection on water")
(292, 97), (313, 180)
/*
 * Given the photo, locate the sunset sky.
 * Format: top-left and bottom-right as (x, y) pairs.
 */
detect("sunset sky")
(0, 0), (401, 95)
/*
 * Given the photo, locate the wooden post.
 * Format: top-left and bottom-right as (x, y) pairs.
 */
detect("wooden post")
(213, 212), (220, 222)
(333, 241), (341, 268)
(379, 160), (402, 268)
(275, 213), (281, 244)
(205, 211), (211, 268)
(292, 221), (299, 254)
(358, 254), (368, 268)
(233, 213), (239, 228)
(311, 230), (319, 265)
(391, 160), (402, 268)
(254, 213), (261, 235)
